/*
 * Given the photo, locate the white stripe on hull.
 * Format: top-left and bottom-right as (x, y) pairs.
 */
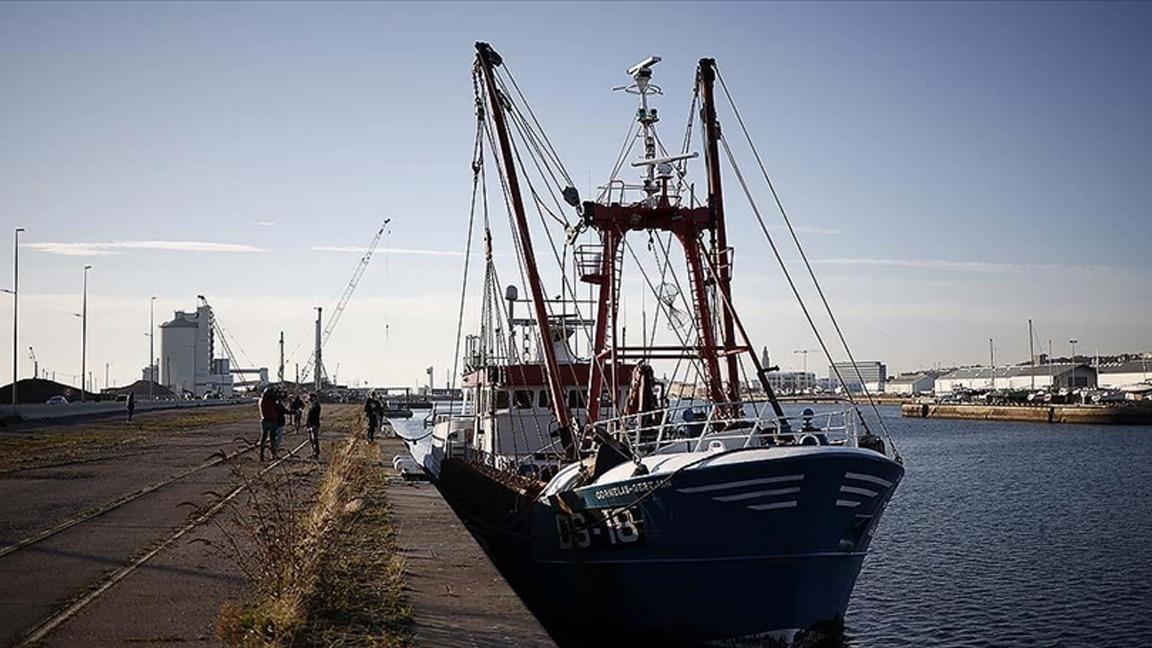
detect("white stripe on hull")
(844, 472), (892, 488)
(747, 500), (799, 511)
(676, 474), (804, 494)
(714, 487), (801, 502)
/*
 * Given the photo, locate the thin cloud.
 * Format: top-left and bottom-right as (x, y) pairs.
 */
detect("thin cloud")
(769, 225), (843, 236)
(254, 221), (278, 227)
(811, 257), (1121, 275)
(29, 240), (266, 256)
(313, 246), (466, 257)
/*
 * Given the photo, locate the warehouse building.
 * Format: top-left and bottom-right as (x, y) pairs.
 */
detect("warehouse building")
(887, 372), (938, 396)
(935, 364), (1096, 393)
(1097, 360), (1151, 389)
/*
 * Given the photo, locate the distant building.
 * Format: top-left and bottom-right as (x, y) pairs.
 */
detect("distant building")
(160, 305), (234, 398)
(763, 370), (816, 395)
(935, 364), (1096, 392)
(888, 372), (938, 396)
(141, 363), (159, 383)
(829, 361), (887, 393)
(1097, 360), (1151, 389)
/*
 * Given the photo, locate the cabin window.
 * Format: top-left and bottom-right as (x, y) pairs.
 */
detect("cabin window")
(568, 388), (588, 409)
(494, 390), (510, 410)
(538, 389), (550, 408)
(514, 389), (534, 409)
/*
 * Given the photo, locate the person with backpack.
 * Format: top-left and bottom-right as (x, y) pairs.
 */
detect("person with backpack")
(305, 392), (322, 460)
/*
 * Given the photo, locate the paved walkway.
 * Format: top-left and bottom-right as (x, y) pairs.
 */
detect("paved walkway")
(0, 405), (354, 647)
(381, 431), (555, 647)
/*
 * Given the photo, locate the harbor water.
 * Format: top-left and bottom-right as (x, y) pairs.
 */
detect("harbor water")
(842, 405), (1152, 647)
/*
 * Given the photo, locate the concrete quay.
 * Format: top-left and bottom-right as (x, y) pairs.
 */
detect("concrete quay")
(379, 429), (555, 647)
(901, 402), (1152, 425)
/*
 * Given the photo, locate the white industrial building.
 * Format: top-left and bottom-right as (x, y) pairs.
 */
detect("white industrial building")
(763, 371), (817, 395)
(828, 361), (887, 393)
(887, 372), (938, 396)
(1096, 360), (1151, 389)
(159, 305), (234, 397)
(935, 364), (1096, 393)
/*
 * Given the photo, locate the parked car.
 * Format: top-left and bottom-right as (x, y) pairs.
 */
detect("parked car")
(46, 395), (68, 405)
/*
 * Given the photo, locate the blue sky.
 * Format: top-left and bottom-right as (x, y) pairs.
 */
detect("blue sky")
(1, 1), (1149, 388)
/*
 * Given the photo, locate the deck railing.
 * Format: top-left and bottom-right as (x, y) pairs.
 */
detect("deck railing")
(591, 400), (859, 456)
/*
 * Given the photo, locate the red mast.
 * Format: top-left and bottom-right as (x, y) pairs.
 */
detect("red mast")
(698, 58), (741, 405)
(475, 42), (575, 458)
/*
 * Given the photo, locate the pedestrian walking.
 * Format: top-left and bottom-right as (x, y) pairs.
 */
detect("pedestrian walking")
(126, 392), (136, 423)
(364, 391), (380, 442)
(258, 387), (278, 461)
(305, 392), (322, 459)
(274, 391), (288, 456)
(290, 393), (304, 433)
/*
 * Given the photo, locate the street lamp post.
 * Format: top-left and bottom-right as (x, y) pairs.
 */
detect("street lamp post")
(149, 296), (156, 400)
(81, 265), (91, 401)
(12, 227), (24, 404)
(1069, 338), (1079, 392)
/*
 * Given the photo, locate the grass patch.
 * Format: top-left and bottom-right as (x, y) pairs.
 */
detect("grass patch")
(0, 405), (256, 473)
(215, 416), (411, 647)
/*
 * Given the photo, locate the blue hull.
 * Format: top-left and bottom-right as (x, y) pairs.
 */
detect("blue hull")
(531, 450), (901, 642)
(406, 431), (902, 644)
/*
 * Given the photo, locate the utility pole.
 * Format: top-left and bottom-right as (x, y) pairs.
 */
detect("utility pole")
(149, 296), (156, 399)
(314, 307), (322, 392)
(278, 331), (285, 383)
(13, 227), (24, 404)
(989, 338), (995, 390)
(1048, 339), (1053, 387)
(295, 363), (299, 386)
(1028, 319), (1035, 390)
(81, 265), (91, 401)
(1070, 338), (1078, 391)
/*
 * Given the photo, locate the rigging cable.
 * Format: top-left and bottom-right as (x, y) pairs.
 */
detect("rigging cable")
(450, 116), (485, 393)
(716, 120), (900, 461)
(714, 66), (899, 459)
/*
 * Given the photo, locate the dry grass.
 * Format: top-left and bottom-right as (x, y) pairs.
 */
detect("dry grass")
(215, 412), (411, 647)
(0, 405), (255, 473)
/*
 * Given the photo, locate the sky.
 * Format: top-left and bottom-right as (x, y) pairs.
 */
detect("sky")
(1, 1), (1150, 390)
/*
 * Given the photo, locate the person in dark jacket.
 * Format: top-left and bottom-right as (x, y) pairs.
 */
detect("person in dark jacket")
(126, 392), (136, 422)
(258, 387), (278, 461)
(305, 393), (322, 459)
(290, 394), (304, 433)
(274, 392), (288, 455)
(364, 392), (380, 442)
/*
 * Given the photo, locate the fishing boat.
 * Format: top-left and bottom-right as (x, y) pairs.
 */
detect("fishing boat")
(397, 42), (904, 645)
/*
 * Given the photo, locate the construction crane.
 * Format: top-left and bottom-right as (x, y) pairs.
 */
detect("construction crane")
(197, 295), (267, 388)
(301, 218), (391, 385)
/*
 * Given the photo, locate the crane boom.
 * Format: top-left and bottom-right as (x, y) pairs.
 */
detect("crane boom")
(301, 218), (391, 383)
(197, 295), (254, 371)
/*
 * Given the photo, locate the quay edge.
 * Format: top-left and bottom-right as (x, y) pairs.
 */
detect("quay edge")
(901, 402), (1152, 425)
